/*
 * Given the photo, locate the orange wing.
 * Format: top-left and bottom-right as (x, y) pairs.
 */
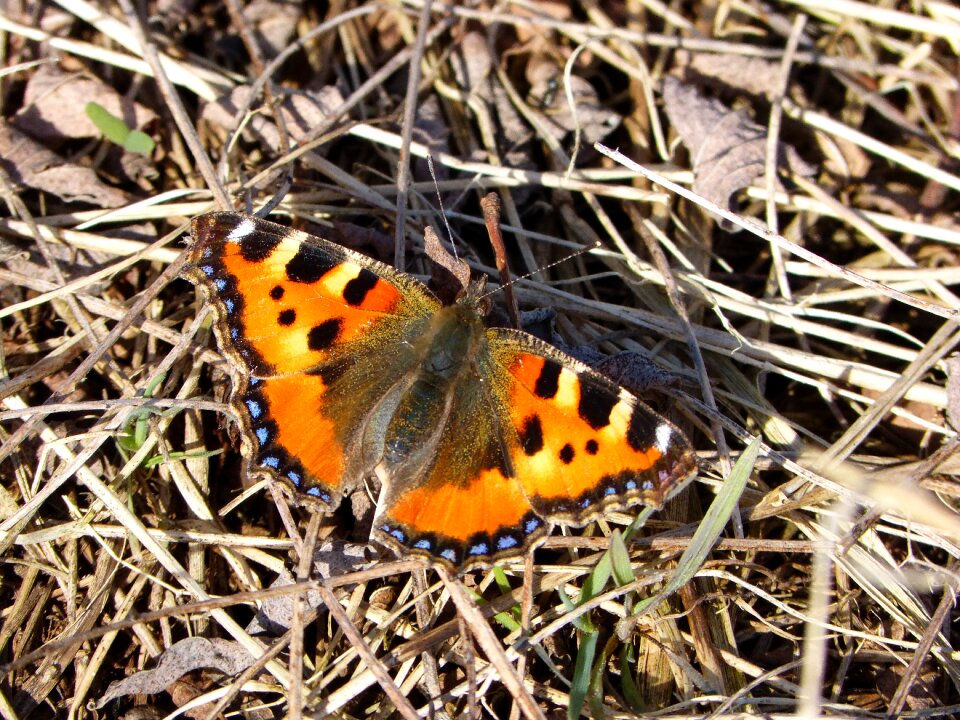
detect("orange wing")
(186, 212), (439, 507)
(373, 323), (697, 570)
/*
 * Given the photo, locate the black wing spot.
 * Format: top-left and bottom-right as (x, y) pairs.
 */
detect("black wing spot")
(277, 309), (296, 326)
(286, 243), (338, 284)
(519, 415), (544, 456)
(343, 269), (379, 306)
(626, 404), (656, 452)
(308, 318), (343, 351)
(534, 360), (561, 399)
(559, 443), (575, 464)
(578, 378), (617, 430)
(239, 231), (281, 262)
(585, 439), (599, 455)
(270, 285), (285, 300)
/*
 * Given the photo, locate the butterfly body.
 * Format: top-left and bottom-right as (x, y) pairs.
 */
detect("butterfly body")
(187, 212), (697, 569)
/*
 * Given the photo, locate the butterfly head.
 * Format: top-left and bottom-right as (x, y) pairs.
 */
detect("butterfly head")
(455, 277), (493, 317)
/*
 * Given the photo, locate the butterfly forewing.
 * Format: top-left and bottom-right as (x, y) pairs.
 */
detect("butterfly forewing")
(187, 212), (438, 506)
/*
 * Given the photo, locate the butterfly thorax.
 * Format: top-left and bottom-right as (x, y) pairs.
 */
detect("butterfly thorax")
(371, 302), (488, 483)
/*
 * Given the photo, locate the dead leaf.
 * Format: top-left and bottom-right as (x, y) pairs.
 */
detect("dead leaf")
(450, 32), (533, 159)
(679, 51), (796, 104)
(662, 76), (815, 214)
(243, 0), (302, 57)
(331, 220), (396, 260)
(97, 637), (255, 708)
(527, 58), (622, 145)
(412, 95), (452, 185)
(424, 225), (471, 302)
(593, 352), (680, 394)
(201, 84), (345, 147)
(246, 541), (372, 635)
(14, 65), (156, 145)
(0, 121), (128, 207)
(449, 31), (493, 95)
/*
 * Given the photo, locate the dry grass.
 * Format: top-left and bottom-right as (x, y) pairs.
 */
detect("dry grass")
(1, 1), (959, 718)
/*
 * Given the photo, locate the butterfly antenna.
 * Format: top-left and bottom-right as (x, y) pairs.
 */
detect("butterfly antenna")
(427, 155), (459, 262)
(478, 238), (601, 306)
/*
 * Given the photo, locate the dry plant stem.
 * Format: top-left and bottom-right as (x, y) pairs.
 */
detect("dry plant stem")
(1, 574), (424, 679)
(316, 582), (420, 720)
(0, 228), (181, 321)
(441, 1), (960, 73)
(223, 4), (384, 145)
(798, 495), (851, 717)
(783, 96), (960, 194)
(200, 621), (298, 720)
(234, 13), (461, 207)
(0, 173), (108, 372)
(920, 80), (960, 209)
(394, 0), (435, 270)
(412, 569), (444, 707)
(436, 566), (547, 720)
(481, 192), (521, 329)
(289, 513), (324, 718)
(816, 319), (960, 469)
(788, 175), (960, 308)
(838, 436), (960, 554)
(764, 13), (805, 295)
(579, 0), (670, 161)
(777, 0), (960, 41)
(632, 210), (729, 470)
(0, 394), (293, 687)
(270, 484), (306, 558)
(888, 582), (959, 715)
(455, 609), (480, 719)
(114, 0), (230, 208)
(509, 555), (536, 720)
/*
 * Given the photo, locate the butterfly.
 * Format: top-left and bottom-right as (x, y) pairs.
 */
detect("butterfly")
(186, 211), (698, 570)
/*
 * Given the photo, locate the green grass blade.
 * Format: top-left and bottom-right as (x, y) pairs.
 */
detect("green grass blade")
(567, 629), (598, 720)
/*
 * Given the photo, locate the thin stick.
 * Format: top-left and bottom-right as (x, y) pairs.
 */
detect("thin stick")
(481, 192), (521, 329)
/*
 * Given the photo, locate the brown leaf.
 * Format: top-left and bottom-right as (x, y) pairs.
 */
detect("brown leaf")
(246, 542), (372, 635)
(450, 32), (533, 155)
(424, 225), (471, 302)
(14, 65), (156, 145)
(0, 121), (128, 207)
(243, 0), (302, 56)
(412, 95), (452, 185)
(201, 85), (344, 146)
(662, 77), (814, 213)
(449, 31), (493, 95)
(97, 637), (255, 707)
(527, 58), (622, 144)
(680, 51), (792, 103)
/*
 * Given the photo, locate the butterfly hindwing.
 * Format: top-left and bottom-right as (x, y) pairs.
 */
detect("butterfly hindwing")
(373, 347), (546, 568)
(489, 332), (697, 523)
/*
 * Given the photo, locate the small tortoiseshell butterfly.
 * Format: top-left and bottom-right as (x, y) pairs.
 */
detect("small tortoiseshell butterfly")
(187, 212), (698, 570)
